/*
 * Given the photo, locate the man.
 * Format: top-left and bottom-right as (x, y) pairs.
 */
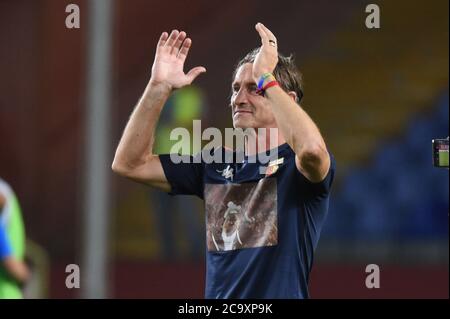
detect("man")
(0, 178), (30, 298)
(212, 201), (244, 251)
(113, 23), (335, 298)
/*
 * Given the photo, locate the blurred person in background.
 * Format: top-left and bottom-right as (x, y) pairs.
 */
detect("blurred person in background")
(112, 23), (335, 298)
(151, 87), (204, 260)
(0, 178), (30, 298)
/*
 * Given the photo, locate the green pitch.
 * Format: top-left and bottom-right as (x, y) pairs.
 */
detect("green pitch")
(439, 150), (449, 167)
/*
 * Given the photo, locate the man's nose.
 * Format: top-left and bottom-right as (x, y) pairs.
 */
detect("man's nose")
(234, 87), (249, 106)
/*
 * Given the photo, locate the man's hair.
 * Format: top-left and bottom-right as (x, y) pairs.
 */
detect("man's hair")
(232, 47), (304, 103)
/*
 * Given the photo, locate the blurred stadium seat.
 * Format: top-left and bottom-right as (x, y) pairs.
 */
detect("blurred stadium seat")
(323, 93), (449, 241)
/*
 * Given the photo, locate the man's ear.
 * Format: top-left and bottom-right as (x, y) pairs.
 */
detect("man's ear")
(287, 91), (298, 102)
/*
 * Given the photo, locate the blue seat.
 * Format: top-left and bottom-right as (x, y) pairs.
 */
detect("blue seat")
(328, 93), (449, 241)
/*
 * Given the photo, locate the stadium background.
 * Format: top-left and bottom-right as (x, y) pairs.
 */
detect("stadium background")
(0, 0), (448, 298)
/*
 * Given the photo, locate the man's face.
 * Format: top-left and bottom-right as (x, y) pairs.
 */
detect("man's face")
(226, 214), (237, 226)
(230, 63), (278, 129)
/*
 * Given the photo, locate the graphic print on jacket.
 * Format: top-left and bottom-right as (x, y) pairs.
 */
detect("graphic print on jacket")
(205, 178), (277, 252)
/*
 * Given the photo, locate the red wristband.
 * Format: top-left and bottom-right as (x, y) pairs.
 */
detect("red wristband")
(256, 81), (279, 96)
(263, 80), (279, 91)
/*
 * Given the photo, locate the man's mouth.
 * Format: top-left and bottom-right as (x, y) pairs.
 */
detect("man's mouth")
(234, 110), (253, 116)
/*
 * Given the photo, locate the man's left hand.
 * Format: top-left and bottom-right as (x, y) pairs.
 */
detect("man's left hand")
(253, 23), (278, 82)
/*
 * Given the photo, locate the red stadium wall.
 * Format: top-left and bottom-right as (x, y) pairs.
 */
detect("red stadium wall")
(50, 261), (448, 299)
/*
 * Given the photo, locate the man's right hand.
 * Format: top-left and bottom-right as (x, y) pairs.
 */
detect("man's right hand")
(149, 30), (206, 91)
(112, 29), (206, 192)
